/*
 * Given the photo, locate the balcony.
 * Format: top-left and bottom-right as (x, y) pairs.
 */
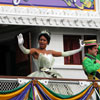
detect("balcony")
(0, 76), (99, 100)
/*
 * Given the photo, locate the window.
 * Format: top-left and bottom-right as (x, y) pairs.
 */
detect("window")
(63, 35), (96, 65)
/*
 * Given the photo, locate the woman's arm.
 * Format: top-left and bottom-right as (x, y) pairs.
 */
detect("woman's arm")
(52, 39), (85, 57)
(17, 33), (30, 54)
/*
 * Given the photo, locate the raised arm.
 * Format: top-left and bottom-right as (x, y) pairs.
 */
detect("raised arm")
(62, 39), (85, 57)
(17, 33), (30, 54)
(52, 39), (85, 57)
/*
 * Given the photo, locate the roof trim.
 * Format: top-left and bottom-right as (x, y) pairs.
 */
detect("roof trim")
(0, 6), (100, 29)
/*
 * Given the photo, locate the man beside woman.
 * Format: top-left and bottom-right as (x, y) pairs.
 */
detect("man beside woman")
(17, 31), (85, 78)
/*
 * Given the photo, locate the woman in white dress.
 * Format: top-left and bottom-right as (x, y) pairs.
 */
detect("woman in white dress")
(17, 31), (85, 78)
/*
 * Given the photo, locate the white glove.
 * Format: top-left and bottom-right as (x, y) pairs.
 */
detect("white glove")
(62, 39), (84, 57)
(79, 39), (85, 49)
(17, 33), (30, 54)
(17, 33), (24, 45)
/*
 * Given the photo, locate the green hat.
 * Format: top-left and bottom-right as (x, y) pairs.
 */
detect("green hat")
(84, 40), (97, 46)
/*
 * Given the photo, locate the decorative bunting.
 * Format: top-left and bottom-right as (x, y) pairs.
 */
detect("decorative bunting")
(0, 80), (96, 100)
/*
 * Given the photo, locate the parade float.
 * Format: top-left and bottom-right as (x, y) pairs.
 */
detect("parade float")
(0, 0), (100, 99)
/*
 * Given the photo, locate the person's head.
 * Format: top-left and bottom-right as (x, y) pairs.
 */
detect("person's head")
(84, 40), (98, 56)
(85, 45), (98, 56)
(38, 31), (51, 49)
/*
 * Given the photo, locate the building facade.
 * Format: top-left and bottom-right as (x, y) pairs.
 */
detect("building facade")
(0, 0), (100, 79)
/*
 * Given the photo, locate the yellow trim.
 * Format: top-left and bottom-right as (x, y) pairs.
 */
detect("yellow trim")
(84, 40), (96, 42)
(83, 57), (87, 61)
(94, 0), (96, 11)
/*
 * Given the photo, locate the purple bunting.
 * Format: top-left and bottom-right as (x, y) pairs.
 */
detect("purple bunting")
(10, 83), (31, 100)
(78, 86), (93, 100)
(36, 84), (51, 100)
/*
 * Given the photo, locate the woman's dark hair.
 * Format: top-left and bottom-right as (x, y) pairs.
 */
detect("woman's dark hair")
(38, 33), (51, 44)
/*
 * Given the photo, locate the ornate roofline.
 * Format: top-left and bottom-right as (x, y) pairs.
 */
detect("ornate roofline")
(0, 6), (100, 29)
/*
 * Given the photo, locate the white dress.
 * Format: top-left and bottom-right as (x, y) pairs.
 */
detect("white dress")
(27, 53), (62, 78)
(27, 53), (73, 98)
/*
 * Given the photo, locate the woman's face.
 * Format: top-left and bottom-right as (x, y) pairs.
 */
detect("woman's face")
(39, 35), (48, 49)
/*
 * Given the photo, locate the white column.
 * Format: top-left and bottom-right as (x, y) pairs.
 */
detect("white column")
(47, 34), (64, 67)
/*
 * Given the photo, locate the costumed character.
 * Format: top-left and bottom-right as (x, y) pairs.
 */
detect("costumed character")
(96, 44), (100, 61)
(82, 40), (100, 80)
(17, 31), (84, 78)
